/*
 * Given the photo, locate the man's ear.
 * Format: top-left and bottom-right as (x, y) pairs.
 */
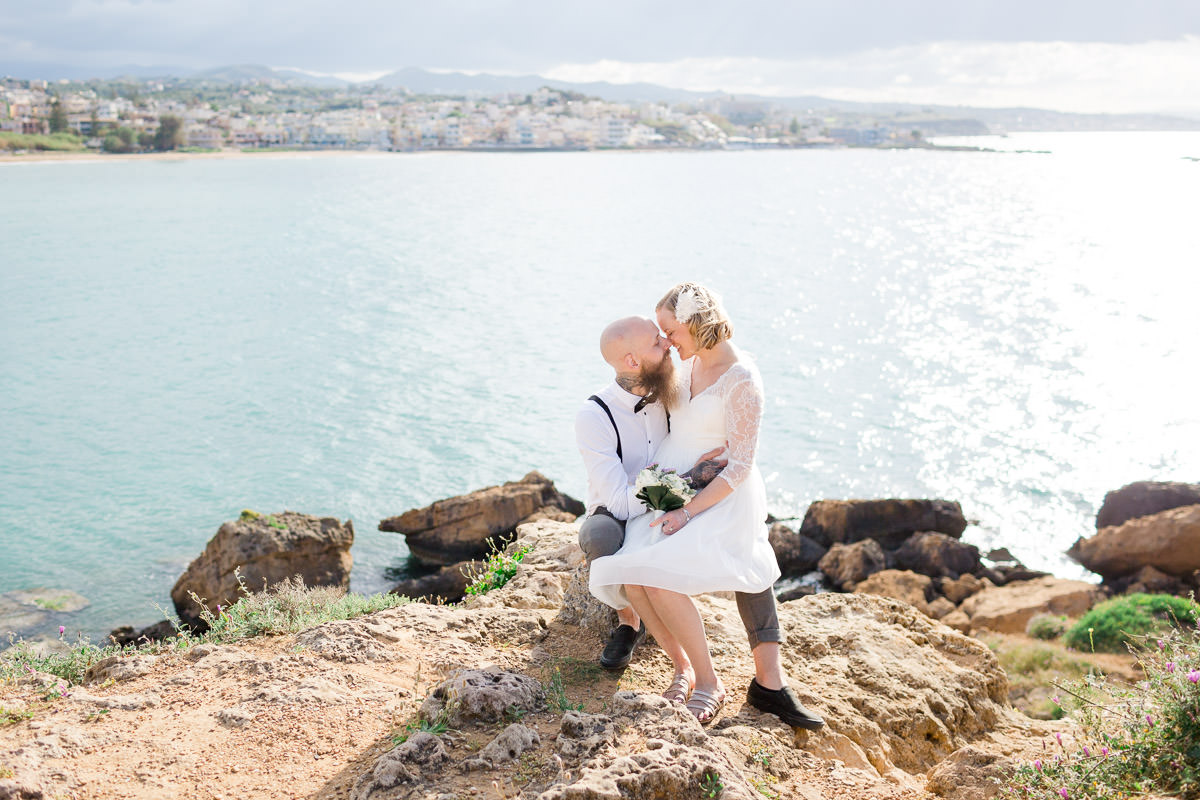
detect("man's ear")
(623, 352), (639, 370)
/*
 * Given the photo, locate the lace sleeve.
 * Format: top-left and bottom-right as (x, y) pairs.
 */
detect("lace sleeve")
(718, 364), (764, 490)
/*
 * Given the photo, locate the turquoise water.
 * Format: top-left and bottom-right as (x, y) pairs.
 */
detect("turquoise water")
(2, 133), (1198, 642)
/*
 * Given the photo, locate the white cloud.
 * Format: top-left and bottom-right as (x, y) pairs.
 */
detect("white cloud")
(544, 37), (1200, 115)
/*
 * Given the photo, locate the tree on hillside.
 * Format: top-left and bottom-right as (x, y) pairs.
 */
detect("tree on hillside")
(49, 100), (68, 134)
(154, 114), (184, 151)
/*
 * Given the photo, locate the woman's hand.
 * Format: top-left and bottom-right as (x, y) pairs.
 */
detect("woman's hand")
(650, 507), (690, 535)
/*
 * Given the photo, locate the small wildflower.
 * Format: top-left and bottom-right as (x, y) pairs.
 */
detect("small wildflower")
(1157, 639), (1165, 649)
(58, 625), (65, 636)
(1188, 669), (1200, 684)
(1167, 662), (1176, 672)
(1059, 788), (1069, 799)
(1082, 746), (1090, 757)
(1034, 759), (1043, 771)
(1146, 715), (1154, 726)
(1055, 732), (1063, 746)
(1101, 747), (1109, 758)
(1052, 695), (1061, 705)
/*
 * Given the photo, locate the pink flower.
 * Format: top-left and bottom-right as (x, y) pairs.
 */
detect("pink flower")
(1082, 746), (1090, 757)
(1059, 789), (1069, 799)
(58, 625), (65, 636)
(1055, 732), (1063, 746)
(1147, 715), (1155, 726)
(1158, 639), (1165, 649)
(1167, 662), (1176, 672)
(1102, 747), (1110, 758)
(1034, 759), (1043, 771)
(1188, 670), (1200, 683)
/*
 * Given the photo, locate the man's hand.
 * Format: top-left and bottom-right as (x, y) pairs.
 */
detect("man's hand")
(684, 445), (727, 491)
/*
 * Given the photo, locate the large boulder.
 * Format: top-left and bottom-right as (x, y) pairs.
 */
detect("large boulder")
(817, 539), (887, 590)
(768, 522), (828, 577)
(1095, 480), (1200, 529)
(853, 569), (933, 615)
(171, 511), (353, 630)
(891, 532), (981, 579)
(1068, 504), (1200, 581)
(378, 471), (583, 566)
(959, 576), (1103, 634)
(800, 499), (968, 548)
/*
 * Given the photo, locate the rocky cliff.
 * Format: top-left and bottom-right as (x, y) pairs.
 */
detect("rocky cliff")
(0, 519), (1068, 800)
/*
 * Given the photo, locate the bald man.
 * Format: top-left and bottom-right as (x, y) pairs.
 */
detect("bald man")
(574, 315), (824, 730)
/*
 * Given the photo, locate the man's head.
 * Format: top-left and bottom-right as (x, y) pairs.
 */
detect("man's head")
(599, 316), (678, 408)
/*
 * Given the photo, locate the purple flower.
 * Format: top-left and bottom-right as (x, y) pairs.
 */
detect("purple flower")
(1147, 715), (1155, 726)
(1034, 759), (1043, 771)
(58, 625), (65, 636)
(1188, 669), (1200, 684)
(1052, 695), (1061, 705)
(1158, 639), (1165, 649)
(1055, 732), (1063, 746)
(1165, 661), (1175, 672)
(1059, 789), (1069, 799)
(1082, 746), (1090, 757)
(1102, 747), (1110, 758)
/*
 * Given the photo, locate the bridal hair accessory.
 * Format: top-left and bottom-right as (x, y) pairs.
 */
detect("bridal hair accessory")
(674, 288), (703, 325)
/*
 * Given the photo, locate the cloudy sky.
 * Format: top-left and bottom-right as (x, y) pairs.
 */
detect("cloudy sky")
(3, 0), (1199, 114)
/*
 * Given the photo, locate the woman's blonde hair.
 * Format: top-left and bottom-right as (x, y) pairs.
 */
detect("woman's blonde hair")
(656, 282), (733, 351)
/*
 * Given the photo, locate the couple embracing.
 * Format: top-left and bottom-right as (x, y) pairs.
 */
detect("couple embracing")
(574, 282), (824, 728)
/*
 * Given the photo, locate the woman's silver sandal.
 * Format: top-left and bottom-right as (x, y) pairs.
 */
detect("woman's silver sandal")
(662, 673), (692, 704)
(686, 689), (726, 725)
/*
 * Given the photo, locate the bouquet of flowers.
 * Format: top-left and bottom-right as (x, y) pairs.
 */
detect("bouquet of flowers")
(634, 463), (696, 516)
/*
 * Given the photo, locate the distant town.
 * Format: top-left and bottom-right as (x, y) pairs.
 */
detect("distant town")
(0, 73), (985, 155)
(4, 67), (1197, 156)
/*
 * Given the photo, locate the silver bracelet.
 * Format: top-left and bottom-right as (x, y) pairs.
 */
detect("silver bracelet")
(681, 508), (692, 523)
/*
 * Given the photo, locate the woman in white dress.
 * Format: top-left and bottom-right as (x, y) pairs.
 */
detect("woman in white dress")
(589, 282), (779, 723)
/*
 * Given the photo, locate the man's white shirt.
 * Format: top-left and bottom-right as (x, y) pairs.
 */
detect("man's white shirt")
(575, 382), (669, 520)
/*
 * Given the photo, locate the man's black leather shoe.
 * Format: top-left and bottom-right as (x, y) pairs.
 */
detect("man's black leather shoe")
(599, 622), (646, 670)
(746, 678), (825, 730)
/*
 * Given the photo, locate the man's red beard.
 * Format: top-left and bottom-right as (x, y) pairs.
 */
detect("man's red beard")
(638, 352), (679, 410)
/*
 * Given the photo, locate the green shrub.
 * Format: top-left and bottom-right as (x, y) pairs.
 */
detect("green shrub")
(1064, 594), (1197, 654)
(1027, 613), (1069, 640)
(1002, 599), (1200, 799)
(462, 542), (531, 597)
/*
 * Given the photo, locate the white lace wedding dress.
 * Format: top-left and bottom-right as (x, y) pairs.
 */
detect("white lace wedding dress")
(589, 353), (780, 608)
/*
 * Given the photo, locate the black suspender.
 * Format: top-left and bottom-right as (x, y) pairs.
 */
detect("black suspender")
(588, 395), (622, 462)
(588, 395), (672, 466)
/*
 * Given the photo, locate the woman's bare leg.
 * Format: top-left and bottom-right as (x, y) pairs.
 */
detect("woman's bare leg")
(626, 584), (694, 688)
(641, 586), (724, 704)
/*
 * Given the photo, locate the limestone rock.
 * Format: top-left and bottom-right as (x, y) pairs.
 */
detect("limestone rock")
(1120, 564), (1186, 595)
(171, 511), (353, 630)
(419, 668), (545, 726)
(350, 731), (448, 798)
(474, 723), (540, 766)
(817, 539), (886, 590)
(768, 522), (828, 578)
(390, 560), (482, 604)
(892, 532), (980, 579)
(778, 592), (1013, 774)
(378, 471), (583, 566)
(800, 498), (967, 548)
(83, 654), (156, 685)
(926, 745), (1015, 800)
(1068, 504), (1200, 580)
(927, 596), (957, 619)
(542, 744), (758, 800)
(1096, 480), (1200, 529)
(960, 577), (1103, 634)
(940, 574), (988, 604)
(556, 562), (618, 639)
(853, 569), (933, 614)
(555, 710), (617, 762)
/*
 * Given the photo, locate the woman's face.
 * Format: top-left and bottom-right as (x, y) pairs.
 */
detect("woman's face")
(656, 306), (698, 359)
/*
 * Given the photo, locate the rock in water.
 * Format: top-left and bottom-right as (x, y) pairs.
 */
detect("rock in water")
(1095, 480), (1200, 529)
(378, 471), (583, 565)
(768, 522), (828, 577)
(171, 511), (353, 630)
(1068, 504), (1200, 581)
(800, 498), (968, 548)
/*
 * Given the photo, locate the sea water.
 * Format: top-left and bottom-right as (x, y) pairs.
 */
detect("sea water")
(2, 132), (1198, 642)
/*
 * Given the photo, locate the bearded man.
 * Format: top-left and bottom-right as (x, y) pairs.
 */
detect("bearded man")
(573, 315), (824, 731)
